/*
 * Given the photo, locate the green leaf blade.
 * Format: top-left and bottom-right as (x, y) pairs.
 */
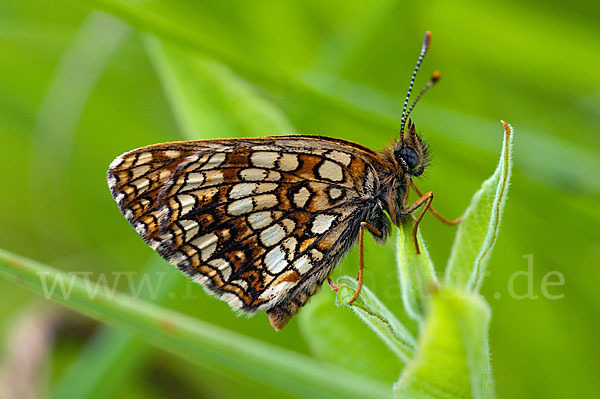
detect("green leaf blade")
(297, 240), (410, 385)
(394, 289), (492, 399)
(298, 284), (403, 385)
(0, 249), (389, 399)
(445, 121), (514, 292)
(396, 224), (438, 321)
(144, 36), (294, 140)
(334, 275), (417, 363)
(50, 258), (179, 399)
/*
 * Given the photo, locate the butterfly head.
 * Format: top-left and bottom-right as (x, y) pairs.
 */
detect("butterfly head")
(394, 119), (429, 177)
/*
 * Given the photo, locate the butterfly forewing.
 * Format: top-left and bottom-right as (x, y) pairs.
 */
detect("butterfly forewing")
(108, 136), (383, 329)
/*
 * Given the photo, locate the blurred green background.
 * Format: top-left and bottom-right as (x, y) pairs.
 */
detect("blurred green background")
(1, 0), (598, 397)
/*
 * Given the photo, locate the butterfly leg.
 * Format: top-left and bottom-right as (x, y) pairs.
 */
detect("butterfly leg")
(348, 222), (382, 304)
(411, 181), (461, 225)
(403, 191), (435, 254)
(327, 277), (339, 292)
(403, 179), (411, 207)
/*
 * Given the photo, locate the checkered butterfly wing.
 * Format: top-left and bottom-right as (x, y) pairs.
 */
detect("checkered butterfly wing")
(107, 136), (382, 329)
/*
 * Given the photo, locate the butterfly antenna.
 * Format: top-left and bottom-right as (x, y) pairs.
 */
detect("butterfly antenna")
(405, 70), (441, 119)
(400, 31), (432, 139)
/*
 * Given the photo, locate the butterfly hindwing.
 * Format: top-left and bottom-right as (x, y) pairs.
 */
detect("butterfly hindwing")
(108, 136), (384, 329)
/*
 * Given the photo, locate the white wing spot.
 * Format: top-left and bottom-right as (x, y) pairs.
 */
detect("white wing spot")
(293, 187), (311, 208)
(179, 219), (199, 242)
(209, 258), (231, 281)
(203, 152), (226, 169)
(230, 183), (257, 199)
(164, 150), (181, 158)
(228, 197), (254, 216)
(132, 178), (150, 192)
(311, 214), (337, 234)
(192, 232), (218, 261)
(310, 249), (324, 261)
(241, 168), (267, 181)
(254, 194), (278, 210)
(256, 183), (277, 194)
(260, 223), (286, 246)
(251, 152), (279, 168)
(278, 153), (299, 171)
(130, 164), (151, 179)
(120, 155), (135, 169)
(329, 188), (342, 200)
(265, 246), (288, 274)
(265, 171), (281, 181)
(318, 160), (343, 182)
(185, 172), (205, 185)
(136, 152), (153, 165)
(281, 218), (295, 234)
(282, 237), (297, 260)
(158, 170), (170, 181)
(203, 170), (224, 186)
(247, 211), (273, 230)
(326, 150), (352, 166)
(194, 187), (219, 202)
(233, 279), (248, 290)
(294, 255), (312, 274)
(177, 194), (197, 216)
(252, 145), (274, 151)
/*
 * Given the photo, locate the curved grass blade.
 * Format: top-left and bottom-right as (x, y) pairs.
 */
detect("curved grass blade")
(50, 257), (179, 399)
(334, 275), (417, 363)
(144, 36), (293, 140)
(0, 249), (389, 399)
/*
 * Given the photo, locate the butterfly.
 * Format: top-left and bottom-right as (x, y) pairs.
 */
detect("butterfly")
(107, 31), (459, 330)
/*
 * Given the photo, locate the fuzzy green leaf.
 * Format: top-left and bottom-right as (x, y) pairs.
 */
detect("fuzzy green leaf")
(0, 249), (389, 399)
(297, 240), (410, 385)
(298, 284), (404, 385)
(445, 122), (514, 291)
(394, 289), (492, 399)
(334, 275), (417, 363)
(396, 224), (438, 321)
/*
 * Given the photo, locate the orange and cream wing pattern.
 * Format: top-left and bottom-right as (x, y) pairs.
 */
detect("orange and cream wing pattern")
(107, 136), (383, 329)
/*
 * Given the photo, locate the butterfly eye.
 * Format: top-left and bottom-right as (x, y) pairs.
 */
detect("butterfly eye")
(398, 147), (419, 169)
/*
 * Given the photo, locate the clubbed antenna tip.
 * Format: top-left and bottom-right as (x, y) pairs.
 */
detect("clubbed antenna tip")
(424, 31), (432, 51)
(405, 71), (442, 119)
